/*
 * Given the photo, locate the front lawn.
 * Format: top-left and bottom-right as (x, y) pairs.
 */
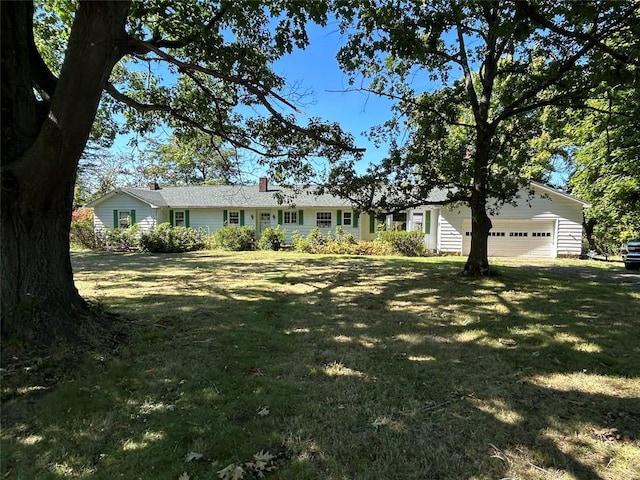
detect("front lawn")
(2, 252), (639, 479)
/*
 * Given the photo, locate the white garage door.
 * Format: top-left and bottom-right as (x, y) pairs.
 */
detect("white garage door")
(462, 220), (555, 258)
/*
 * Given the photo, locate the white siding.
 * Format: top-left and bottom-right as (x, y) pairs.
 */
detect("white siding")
(93, 193), (156, 232)
(557, 218), (583, 256)
(361, 213), (377, 241)
(438, 208), (465, 254)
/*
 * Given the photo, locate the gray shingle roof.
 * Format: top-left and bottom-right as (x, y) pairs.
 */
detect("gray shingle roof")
(118, 185), (354, 208)
(93, 182), (581, 209)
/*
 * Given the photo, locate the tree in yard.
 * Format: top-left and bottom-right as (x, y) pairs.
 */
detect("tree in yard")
(142, 133), (243, 186)
(567, 85), (640, 254)
(329, 0), (640, 275)
(74, 145), (143, 207)
(1, 0), (360, 345)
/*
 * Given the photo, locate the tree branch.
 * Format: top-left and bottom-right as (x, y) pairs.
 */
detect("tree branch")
(493, 40), (595, 125)
(104, 82), (283, 158)
(455, 21), (481, 120)
(516, 1), (640, 66)
(131, 3), (230, 52)
(29, 35), (57, 101)
(327, 87), (475, 129)
(128, 38), (364, 153)
(127, 36), (304, 114)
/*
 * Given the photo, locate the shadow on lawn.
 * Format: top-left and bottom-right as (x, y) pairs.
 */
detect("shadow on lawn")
(2, 252), (639, 479)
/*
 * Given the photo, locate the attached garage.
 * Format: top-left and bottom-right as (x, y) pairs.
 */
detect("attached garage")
(436, 183), (587, 258)
(462, 220), (556, 258)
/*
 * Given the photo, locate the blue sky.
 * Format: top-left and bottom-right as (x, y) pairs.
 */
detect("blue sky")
(272, 22), (396, 167)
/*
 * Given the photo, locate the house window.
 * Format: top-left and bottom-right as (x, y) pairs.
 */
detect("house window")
(284, 211), (298, 225)
(532, 232), (551, 237)
(343, 211), (352, 226)
(509, 232), (528, 237)
(119, 211), (131, 229)
(489, 232), (506, 237)
(317, 212), (332, 228)
(392, 212), (407, 231)
(412, 213), (423, 232)
(228, 211), (240, 225)
(174, 211), (185, 227)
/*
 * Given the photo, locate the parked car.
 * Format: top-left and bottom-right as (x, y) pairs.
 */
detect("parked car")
(621, 239), (640, 270)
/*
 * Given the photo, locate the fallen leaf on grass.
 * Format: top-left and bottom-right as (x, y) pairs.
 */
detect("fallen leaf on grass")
(499, 338), (517, 347)
(218, 463), (245, 480)
(372, 417), (388, 430)
(257, 406), (270, 417)
(592, 427), (623, 442)
(185, 451), (204, 462)
(245, 450), (277, 478)
(178, 473), (190, 480)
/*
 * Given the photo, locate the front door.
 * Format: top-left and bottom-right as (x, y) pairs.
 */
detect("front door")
(258, 211), (271, 237)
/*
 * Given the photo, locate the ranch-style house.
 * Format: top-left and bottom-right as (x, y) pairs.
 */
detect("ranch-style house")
(88, 178), (588, 258)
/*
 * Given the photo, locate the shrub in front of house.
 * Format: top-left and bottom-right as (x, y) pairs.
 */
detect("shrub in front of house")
(291, 226), (424, 257)
(139, 223), (205, 253)
(70, 208), (102, 249)
(377, 229), (426, 256)
(321, 226), (358, 254)
(102, 224), (141, 251)
(292, 227), (327, 253)
(354, 240), (395, 256)
(213, 225), (256, 251)
(257, 226), (286, 251)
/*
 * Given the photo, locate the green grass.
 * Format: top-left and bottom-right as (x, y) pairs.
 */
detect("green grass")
(2, 252), (639, 479)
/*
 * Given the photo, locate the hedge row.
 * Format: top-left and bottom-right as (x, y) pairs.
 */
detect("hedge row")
(71, 210), (426, 257)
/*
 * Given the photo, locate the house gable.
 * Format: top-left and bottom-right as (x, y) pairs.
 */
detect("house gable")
(92, 191), (157, 232)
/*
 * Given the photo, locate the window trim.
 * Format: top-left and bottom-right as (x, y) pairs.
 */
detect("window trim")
(173, 210), (186, 227)
(392, 212), (407, 231)
(316, 211), (332, 228)
(342, 211), (352, 227)
(118, 210), (131, 229)
(228, 210), (240, 225)
(283, 210), (298, 225)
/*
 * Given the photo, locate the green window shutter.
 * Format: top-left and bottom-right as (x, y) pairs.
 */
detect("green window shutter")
(113, 210), (118, 228)
(223, 209), (228, 224)
(369, 214), (375, 234)
(130, 209), (136, 225)
(277, 210), (283, 225)
(336, 209), (342, 226)
(298, 210), (304, 225)
(169, 209), (174, 226)
(240, 210), (245, 226)
(185, 210), (190, 228)
(424, 210), (431, 234)
(353, 212), (359, 228)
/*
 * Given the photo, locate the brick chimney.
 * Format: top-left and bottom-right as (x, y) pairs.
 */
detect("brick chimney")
(258, 177), (268, 192)
(148, 181), (160, 190)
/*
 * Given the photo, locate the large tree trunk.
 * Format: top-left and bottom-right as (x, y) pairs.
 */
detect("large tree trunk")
(1, 1), (130, 345)
(463, 188), (492, 276)
(463, 134), (493, 276)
